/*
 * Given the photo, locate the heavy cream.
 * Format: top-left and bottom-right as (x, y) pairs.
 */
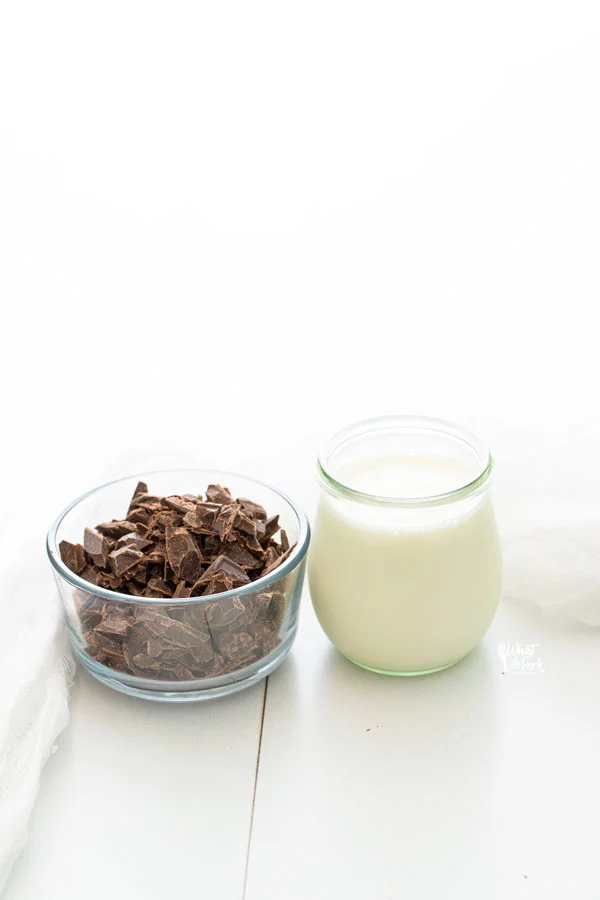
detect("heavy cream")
(309, 420), (503, 674)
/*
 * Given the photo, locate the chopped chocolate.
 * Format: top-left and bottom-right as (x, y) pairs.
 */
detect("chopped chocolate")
(60, 479), (297, 683)
(108, 546), (145, 578)
(126, 481), (149, 515)
(237, 498), (268, 521)
(163, 495), (198, 514)
(201, 573), (234, 596)
(213, 503), (240, 541)
(206, 484), (233, 504)
(97, 520), (136, 539)
(195, 555), (251, 590)
(234, 510), (258, 537)
(182, 503), (218, 534)
(83, 528), (112, 567)
(59, 540), (87, 575)
(166, 527), (203, 584)
(145, 542), (167, 563)
(264, 515), (280, 539)
(263, 545), (294, 576)
(144, 576), (172, 598)
(204, 595), (249, 628)
(223, 542), (264, 571)
(114, 532), (152, 551)
(173, 581), (192, 599)
(218, 631), (258, 665)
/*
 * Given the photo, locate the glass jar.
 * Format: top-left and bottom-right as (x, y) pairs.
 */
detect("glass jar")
(309, 416), (502, 675)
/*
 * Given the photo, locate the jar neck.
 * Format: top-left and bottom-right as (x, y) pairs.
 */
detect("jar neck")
(317, 416), (493, 509)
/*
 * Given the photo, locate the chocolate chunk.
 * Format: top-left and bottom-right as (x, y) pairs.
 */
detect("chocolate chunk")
(108, 546), (145, 577)
(59, 540), (87, 575)
(241, 533), (265, 556)
(218, 631), (258, 664)
(234, 510), (258, 538)
(223, 542), (264, 571)
(182, 503), (219, 534)
(129, 494), (163, 511)
(166, 527), (203, 584)
(205, 595), (249, 628)
(201, 573), (234, 596)
(262, 546), (280, 571)
(237, 498), (268, 521)
(195, 555), (251, 590)
(97, 520), (136, 539)
(213, 503), (240, 541)
(262, 545), (294, 576)
(163, 496), (197, 514)
(126, 481), (149, 514)
(206, 484), (233, 504)
(83, 527), (112, 567)
(115, 532), (152, 551)
(144, 576), (172, 598)
(173, 581), (192, 599)
(80, 565), (121, 591)
(280, 530), (290, 553)
(96, 612), (133, 637)
(264, 515), (280, 539)
(125, 508), (151, 527)
(145, 542), (167, 563)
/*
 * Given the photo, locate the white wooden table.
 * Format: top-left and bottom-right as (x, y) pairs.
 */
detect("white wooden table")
(5, 594), (600, 900)
(2, 0), (600, 895)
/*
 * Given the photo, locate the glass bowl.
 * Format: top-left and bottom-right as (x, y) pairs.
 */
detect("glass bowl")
(47, 469), (310, 702)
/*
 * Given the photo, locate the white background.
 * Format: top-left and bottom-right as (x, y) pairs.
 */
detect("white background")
(1, 1), (600, 897)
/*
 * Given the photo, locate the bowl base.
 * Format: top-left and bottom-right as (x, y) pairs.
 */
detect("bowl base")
(72, 630), (295, 701)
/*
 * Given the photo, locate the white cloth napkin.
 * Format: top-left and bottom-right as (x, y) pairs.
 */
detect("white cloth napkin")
(496, 427), (600, 626)
(0, 547), (74, 894)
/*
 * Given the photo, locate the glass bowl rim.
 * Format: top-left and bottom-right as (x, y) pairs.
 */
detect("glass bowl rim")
(317, 414), (493, 508)
(47, 467), (311, 606)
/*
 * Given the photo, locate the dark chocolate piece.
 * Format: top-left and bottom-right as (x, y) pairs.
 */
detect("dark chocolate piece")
(83, 528), (112, 568)
(195, 555), (251, 589)
(166, 527), (203, 584)
(59, 540), (87, 575)
(108, 546), (145, 578)
(213, 503), (240, 541)
(237, 498), (268, 521)
(206, 484), (233, 504)
(97, 520), (136, 539)
(114, 532), (152, 551)
(264, 515), (280, 539)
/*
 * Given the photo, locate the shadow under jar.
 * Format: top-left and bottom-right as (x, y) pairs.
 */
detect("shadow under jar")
(309, 417), (503, 675)
(47, 470), (310, 701)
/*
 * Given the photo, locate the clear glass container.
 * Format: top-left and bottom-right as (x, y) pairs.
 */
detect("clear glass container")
(47, 469), (310, 701)
(309, 416), (502, 675)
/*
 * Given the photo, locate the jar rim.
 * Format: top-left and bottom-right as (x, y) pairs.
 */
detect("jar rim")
(317, 415), (493, 508)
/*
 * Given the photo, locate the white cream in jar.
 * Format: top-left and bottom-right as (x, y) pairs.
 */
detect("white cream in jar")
(309, 417), (502, 674)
